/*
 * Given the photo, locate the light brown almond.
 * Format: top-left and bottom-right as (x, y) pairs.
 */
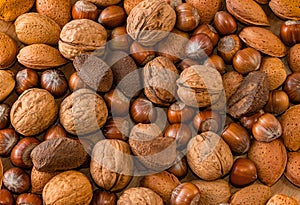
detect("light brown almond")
(239, 27), (287, 57)
(31, 166), (60, 194)
(226, 0), (270, 26)
(284, 152), (300, 187)
(0, 0), (35, 22)
(17, 44), (68, 69)
(0, 32), (18, 69)
(266, 194), (299, 205)
(0, 159), (3, 188)
(0, 70), (15, 102)
(254, 0), (269, 4)
(248, 139), (287, 186)
(288, 44), (300, 72)
(269, 0), (300, 20)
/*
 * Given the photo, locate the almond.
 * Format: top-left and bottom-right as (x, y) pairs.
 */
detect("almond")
(15, 12), (61, 45)
(269, 0), (300, 20)
(284, 152), (300, 187)
(239, 27), (287, 57)
(248, 139), (287, 186)
(226, 0), (270, 26)
(31, 166), (60, 194)
(254, 0), (269, 4)
(230, 184), (271, 205)
(36, 0), (71, 27)
(0, 159), (3, 188)
(0, 70), (15, 102)
(266, 194), (299, 205)
(0, 32), (18, 69)
(17, 44), (68, 69)
(0, 0), (35, 22)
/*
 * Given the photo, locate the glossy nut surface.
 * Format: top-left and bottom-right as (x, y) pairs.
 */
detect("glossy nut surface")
(0, 128), (19, 156)
(130, 41), (155, 65)
(104, 88), (130, 117)
(230, 158), (257, 187)
(203, 54), (226, 74)
(44, 123), (67, 141)
(40, 69), (68, 97)
(283, 72), (300, 103)
(164, 123), (192, 149)
(90, 189), (118, 205)
(0, 104), (10, 129)
(192, 24), (219, 47)
(168, 152), (188, 179)
(130, 98), (157, 124)
(3, 167), (30, 193)
(170, 182), (200, 205)
(102, 117), (130, 141)
(193, 110), (221, 133)
(217, 34), (242, 64)
(280, 20), (300, 46)
(98, 5), (126, 28)
(167, 102), (194, 124)
(232, 47), (261, 75)
(177, 58), (199, 71)
(15, 68), (39, 95)
(264, 90), (290, 116)
(16, 193), (42, 205)
(109, 26), (131, 51)
(68, 72), (87, 91)
(240, 110), (264, 130)
(0, 189), (14, 205)
(175, 3), (200, 32)
(72, 0), (99, 21)
(214, 11), (237, 35)
(185, 33), (213, 60)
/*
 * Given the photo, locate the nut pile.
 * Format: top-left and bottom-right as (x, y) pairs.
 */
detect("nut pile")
(0, 0), (300, 204)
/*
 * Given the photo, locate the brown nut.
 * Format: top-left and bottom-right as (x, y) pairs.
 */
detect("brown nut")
(109, 26), (132, 51)
(264, 90), (290, 116)
(98, 5), (126, 28)
(0, 0), (35, 22)
(217, 34), (242, 64)
(15, 68), (39, 95)
(104, 88), (130, 117)
(130, 98), (157, 124)
(284, 152), (300, 187)
(167, 152), (188, 179)
(0, 128), (19, 156)
(68, 72), (87, 92)
(0, 32), (18, 69)
(170, 182), (200, 205)
(175, 3), (200, 32)
(222, 71), (243, 100)
(167, 102), (194, 124)
(86, 0), (121, 7)
(0, 104), (10, 130)
(130, 41), (155, 66)
(0, 189), (14, 205)
(44, 123), (67, 141)
(193, 110), (222, 134)
(266, 194), (299, 205)
(102, 117), (130, 141)
(90, 189), (117, 205)
(72, 0), (99, 21)
(233, 47), (261, 75)
(280, 20), (300, 46)
(192, 24), (219, 47)
(288, 44), (300, 72)
(240, 110), (264, 130)
(283, 72), (300, 103)
(40, 69), (68, 97)
(214, 11), (237, 35)
(203, 54), (226, 74)
(118, 187), (163, 205)
(3, 167), (30, 193)
(164, 123), (192, 150)
(0, 70), (15, 102)
(229, 158), (257, 187)
(185, 33), (213, 60)
(16, 193), (42, 205)
(177, 58), (199, 71)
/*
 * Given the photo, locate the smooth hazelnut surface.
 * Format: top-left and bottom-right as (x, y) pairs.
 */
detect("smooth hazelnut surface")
(233, 47), (261, 75)
(0, 189), (14, 205)
(280, 20), (300, 46)
(0, 128), (19, 156)
(175, 3), (200, 32)
(130, 41), (155, 66)
(0, 104), (10, 129)
(164, 123), (192, 149)
(109, 26), (131, 51)
(240, 110), (264, 130)
(104, 88), (130, 117)
(185, 33), (213, 60)
(192, 24), (219, 47)
(90, 189), (117, 205)
(16, 193), (42, 205)
(167, 102), (194, 124)
(98, 5), (126, 28)
(203, 54), (226, 74)
(3, 167), (30, 193)
(283, 72), (300, 103)
(217, 34), (242, 64)
(44, 123), (67, 141)
(40, 69), (68, 97)
(168, 152), (188, 179)
(264, 90), (290, 116)
(193, 110), (222, 134)
(72, 0), (99, 21)
(15, 68), (39, 95)
(130, 98), (157, 124)
(214, 11), (237, 35)
(68, 72), (87, 91)
(170, 182), (200, 205)
(177, 58), (199, 71)
(230, 158), (257, 187)
(102, 117), (130, 141)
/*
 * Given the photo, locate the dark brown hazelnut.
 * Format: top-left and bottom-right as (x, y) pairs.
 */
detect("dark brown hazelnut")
(0, 104), (10, 129)
(232, 47), (261, 75)
(167, 102), (194, 124)
(90, 189), (118, 205)
(130, 98), (157, 124)
(164, 123), (192, 150)
(280, 20), (300, 46)
(0, 189), (14, 205)
(68, 72), (87, 92)
(283, 72), (300, 103)
(0, 128), (19, 156)
(109, 26), (132, 51)
(102, 117), (130, 141)
(44, 123), (67, 141)
(229, 158), (257, 187)
(16, 193), (42, 205)
(240, 110), (264, 130)
(72, 0), (99, 21)
(177, 58), (199, 71)
(15, 68), (39, 95)
(3, 167), (30, 193)
(175, 3), (200, 32)
(214, 11), (237, 35)
(192, 24), (219, 47)
(193, 110), (222, 133)
(203, 54), (226, 74)
(10, 137), (40, 168)
(264, 90), (290, 116)
(221, 122), (251, 155)
(170, 182), (200, 205)
(130, 41), (155, 66)
(98, 5), (126, 28)
(217, 34), (242, 64)
(40, 69), (68, 97)
(185, 33), (213, 61)
(104, 88), (130, 117)
(167, 152), (188, 179)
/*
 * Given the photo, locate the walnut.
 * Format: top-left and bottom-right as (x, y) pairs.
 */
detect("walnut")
(10, 88), (58, 136)
(143, 56), (179, 106)
(118, 187), (164, 205)
(126, 0), (176, 46)
(187, 131), (234, 181)
(176, 65), (224, 108)
(43, 170), (93, 205)
(59, 88), (108, 135)
(90, 139), (133, 192)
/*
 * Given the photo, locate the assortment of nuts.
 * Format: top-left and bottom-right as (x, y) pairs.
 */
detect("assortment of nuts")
(0, 0), (300, 204)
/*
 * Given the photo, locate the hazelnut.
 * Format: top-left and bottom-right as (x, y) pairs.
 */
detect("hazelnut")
(283, 72), (300, 103)
(0, 189), (14, 205)
(44, 123), (67, 141)
(90, 189), (117, 205)
(130, 41), (155, 66)
(280, 20), (300, 46)
(40, 69), (68, 97)
(0, 128), (19, 156)
(252, 113), (282, 142)
(170, 182), (201, 205)
(221, 122), (251, 155)
(98, 5), (126, 28)
(167, 102), (194, 124)
(229, 158), (257, 187)
(109, 26), (132, 51)
(193, 110), (222, 134)
(217, 34), (242, 64)
(0, 104), (10, 129)
(214, 11), (237, 35)
(177, 58), (199, 71)
(15, 68), (39, 95)
(240, 110), (264, 130)
(203, 54), (226, 74)
(164, 123), (192, 149)
(10, 137), (40, 168)
(16, 193), (42, 205)
(130, 98), (157, 124)
(233, 47), (262, 75)
(264, 90), (290, 116)
(102, 117), (130, 141)
(192, 24), (219, 47)
(185, 33), (213, 60)
(175, 3), (200, 32)
(3, 167), (30, 193)
(104, 88), (130, 117)
(72, 0), (99, 21)
(68, 72), (87, 91)
(167, 152), (188, 179)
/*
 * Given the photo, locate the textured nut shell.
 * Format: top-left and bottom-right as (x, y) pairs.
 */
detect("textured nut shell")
(230, 184), (271, 205)
(284, 152), (300, 187)
(0, 70), (15, 102)
(124, 0), (143, 15)
(191, 179), (231, 205)
(186, 0), (222, 24)
(288, 44), (300, 72)
(31, 166), (60, 194)
(17, 44), (68, 69)
(10, 88), (58, 136)
(60, 88), (108, 135)
(255, 0), (270, 4)
(118, 187), (163, 205)
(260, 57), (287, 90)
(86, 0), (121, 7)
(0, 32), (17, 69)
(140, 171), (180, 203)
(31, 138), (88, 172)
(59, 19), (107, 60)
(187, 131), (234, 181)
(226, 0), (270, 26)
(0, 159), (2, 188)
(126, 0), (176, 46)
(280, 105), (300, 151)
(248, 139), (287, 186)
(239, 27), (287, 57)
(43, 171), (93, 205)
(15, 12), (61, 45)
(0, 0), (35, 21)
(36, 0), (71, 27)
(269, 0), (300, 20)
(143, 56), (179, 106)
(222, 71), (243, 100)
(266, 194), (299, 205)
(90, 139), (133, 191)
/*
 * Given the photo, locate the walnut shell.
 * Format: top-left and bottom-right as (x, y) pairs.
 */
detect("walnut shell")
(90, 139), (133, 192)
(59, 19), (107, 60)
(31, 166), (60, 194)
(10, 88), (58, 136)
(0, 70), (15, 102)
(0, 32), (18, 69)
(176, 65), (224, 108)
(43, 170), (93, 205)
(59, 88), (108, 135)
(126, 0), (176, 46)
(118, 187), (164, 205)
(143, 56), (179, 106)
(187, 131), (234, 181)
